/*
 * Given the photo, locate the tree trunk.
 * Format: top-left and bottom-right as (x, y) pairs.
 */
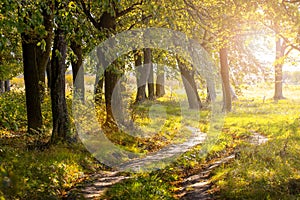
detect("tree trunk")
(220, 47), (232, 112)
(156, 64), (165, 97)
(46, 59), (51, 89)
(36, 3), (54, 100)
(274, 38), (286, 100)
(95, 73), (104, 104)
(135, 51), (147, 102)
(103, 63), (120, 128)
(94, 47), (105, 104)
(177, 58), (202, 109)
(50, 28), (69, 143)
(4, 80), (10, 92)
(21, 34), (43, 133)
(145, 48), (154, 100)
(71, 40), (85, 102)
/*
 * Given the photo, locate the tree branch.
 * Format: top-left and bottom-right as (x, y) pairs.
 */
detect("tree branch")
(116, 0), (143, 18)
(127, 14), (152, 30)
(76, 0), (100, 29)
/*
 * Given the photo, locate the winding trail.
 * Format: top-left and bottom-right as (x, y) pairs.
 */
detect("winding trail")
(65, 129), (268, 199)
(176, 131), (269, 200)
(119, 126), (207, 171)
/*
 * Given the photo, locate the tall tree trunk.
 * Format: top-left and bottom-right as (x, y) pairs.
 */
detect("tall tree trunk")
(145, 48), (154, 100)
(274, 38), (286, 100)
(21, 34), (43, 133)
(177, 58), (202, 109)
(94, 47), (105, 104)
(36, 3), (54, 100)
(71, 40), (85, 102)
(103, 63), (120, 128)
(135, 50), (147, 102)
(50, 28), (69, 143)
(4, 80), (10, 92)
(95, 73), (104, 104)
(220, 47), (232, 112)
(156, 64), (165, 97)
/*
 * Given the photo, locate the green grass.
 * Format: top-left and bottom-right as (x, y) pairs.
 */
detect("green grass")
(2, 82), (300, 199)
(0, 144), (102, 199)
(211, 85), (300, 200)
(104, 85), (300, 200)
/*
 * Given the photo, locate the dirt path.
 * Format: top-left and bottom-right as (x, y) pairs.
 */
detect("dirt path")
(119, 126), (207, 172)
(65, 130), (268, 199)
(176, 131), (269, 200)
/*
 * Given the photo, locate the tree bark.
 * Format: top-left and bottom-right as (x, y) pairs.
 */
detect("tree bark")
(156, 64), (165, 97)
(135, 50), (147, 102)
(71, 40), (85, 102)
(177, 58), (202, 109)
(4, 80), (10, 92)
(103, 63), (120, 128)
(21, 34), (43, 133)
(36, 3), (54, 100)
(220, 47), (232, 112)
(145, 48), (154, 100)
(94, 47), (105, 104)
(274, 38), (286, 100)
(50, 28), (69, 143)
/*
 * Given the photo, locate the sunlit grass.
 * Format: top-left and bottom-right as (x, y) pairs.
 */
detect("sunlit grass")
(212, 85), (300, 200)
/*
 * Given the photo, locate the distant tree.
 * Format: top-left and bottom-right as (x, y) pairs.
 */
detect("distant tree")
(256, 0), (300, 99)
(220, 48), (232, 111)
(177, 57), (202, 109)
(156, 64), (166, 97)
(135, 50), (147, 103)
(77, 0), (143, 127)
(145, 48), (155, 100)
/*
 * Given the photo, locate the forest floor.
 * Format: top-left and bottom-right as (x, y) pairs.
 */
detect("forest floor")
(65, 130), (268, 200)
(1, 82), (300, 199)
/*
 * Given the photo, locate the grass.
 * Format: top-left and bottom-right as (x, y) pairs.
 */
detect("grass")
(211, 84), (300, 200)
(103, 84), (300, 200)
(0, 143), (102, 199)
(1, 80), (300, 199)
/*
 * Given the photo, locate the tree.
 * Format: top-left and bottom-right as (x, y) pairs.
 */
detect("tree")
(49, 1), (70, 143)
(256, 0), (300, 99)
(135, 50), (147, 102)
(145, 48), (155, 100)
(71, 39), (85, 102)
(17, 1), (54, 133)
(177, 57), (202, 109)
(220, 47), (232, 111)
(155, 64), (166, 97)
(76, 0), (143, 127)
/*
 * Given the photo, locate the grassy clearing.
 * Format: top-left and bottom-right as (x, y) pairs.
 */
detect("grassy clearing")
(103, 84), (300, 200)
(211, 85), (300, 200)
(1, 82), (300, 199)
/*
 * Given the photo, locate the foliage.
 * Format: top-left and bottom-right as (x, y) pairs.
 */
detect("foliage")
(0, 144), (101, 199)
(103, 173), (175, 200)
(0, 91), (27, 133)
